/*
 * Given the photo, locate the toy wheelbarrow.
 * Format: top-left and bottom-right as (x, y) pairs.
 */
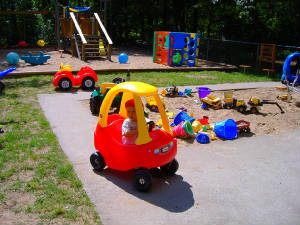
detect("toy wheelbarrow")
(236, 120), (250, 133)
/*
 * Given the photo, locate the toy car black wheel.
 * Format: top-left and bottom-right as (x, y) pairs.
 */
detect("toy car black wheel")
(82, 77), (95, 90)
(132, 170), (152, 192)
(89, 94), (102, 115)
(161, 158), (179, 176)
(244, 127), (251, 133)
(0, 81), (5, 94)
(58, 77), (72, 90)
(90, 152), (106, 171)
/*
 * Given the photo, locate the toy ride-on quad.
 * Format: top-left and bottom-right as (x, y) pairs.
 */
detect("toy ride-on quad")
(52, 64), (97, 91)
(89, 77), (125, 115)
(90, 81), (179, 192)
(89, 83), (123, 115)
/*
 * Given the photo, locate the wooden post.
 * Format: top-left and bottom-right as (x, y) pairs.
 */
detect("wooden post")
(82, 43), (86, 61)
(71, 38), (75, 57)
(107, 44), (111, 61)
(55, 0), (61, 50)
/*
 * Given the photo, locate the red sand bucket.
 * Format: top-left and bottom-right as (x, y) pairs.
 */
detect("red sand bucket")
(172, 121), (194, 137)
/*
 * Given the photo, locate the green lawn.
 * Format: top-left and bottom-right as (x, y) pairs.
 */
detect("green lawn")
(0, 71), (279, 224)
(96, 70), (278, 87)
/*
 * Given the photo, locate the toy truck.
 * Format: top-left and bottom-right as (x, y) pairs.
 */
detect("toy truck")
(145, 96), (165, 111)
(223, 91), (247, 113)
(248, 97), (284, 114)
(161, 86), (179, 97)
(200, 95), (223, 110)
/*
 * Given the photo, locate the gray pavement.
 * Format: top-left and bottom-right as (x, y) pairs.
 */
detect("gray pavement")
(38, 82), (300, 225)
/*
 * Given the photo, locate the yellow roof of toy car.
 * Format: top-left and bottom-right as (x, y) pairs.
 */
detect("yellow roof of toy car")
(113, 81), (157, 95)
(98, 81), (172, 145)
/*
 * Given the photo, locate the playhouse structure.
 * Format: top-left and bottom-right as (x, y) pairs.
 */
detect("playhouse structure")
(59, 6), (113, 61)
(153, 31), (200, 67)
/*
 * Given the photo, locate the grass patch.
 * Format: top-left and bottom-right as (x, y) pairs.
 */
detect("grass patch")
(0, 76), (102, 225)
(0, 70), (279, 224)
(96, 70), (278, 86)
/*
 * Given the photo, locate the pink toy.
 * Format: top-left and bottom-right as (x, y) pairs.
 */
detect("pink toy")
(52, 64), (97, 90)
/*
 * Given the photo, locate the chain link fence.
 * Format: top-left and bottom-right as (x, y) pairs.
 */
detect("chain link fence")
(198, 38), (300, 76)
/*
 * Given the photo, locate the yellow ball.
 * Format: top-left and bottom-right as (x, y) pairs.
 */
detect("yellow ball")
(192, 120), (202, 133)
(37, 40), (45, 47)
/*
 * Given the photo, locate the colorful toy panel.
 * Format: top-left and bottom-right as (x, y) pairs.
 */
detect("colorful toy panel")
(153, 31), (200, 67)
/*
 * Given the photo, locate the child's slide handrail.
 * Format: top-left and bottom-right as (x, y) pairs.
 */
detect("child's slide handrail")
(70, 12), (87, 44)
(94, 13), (113, 45)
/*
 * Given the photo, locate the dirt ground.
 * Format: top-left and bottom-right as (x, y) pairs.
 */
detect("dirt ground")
(152, 87), (300, 147)
(0, 46), (235, 74)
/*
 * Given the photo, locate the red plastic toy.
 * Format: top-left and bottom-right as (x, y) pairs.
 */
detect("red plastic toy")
(52, 64), (97, 90)
(90, 81), (179, 192)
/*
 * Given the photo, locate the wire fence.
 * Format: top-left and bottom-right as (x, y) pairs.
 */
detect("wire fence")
(198, 38), (300, 76)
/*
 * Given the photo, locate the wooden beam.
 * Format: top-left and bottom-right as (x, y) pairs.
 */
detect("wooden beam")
(0, 10), (55, 15)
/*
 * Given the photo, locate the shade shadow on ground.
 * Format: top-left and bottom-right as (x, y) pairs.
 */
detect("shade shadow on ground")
(94, 168), (194, 212)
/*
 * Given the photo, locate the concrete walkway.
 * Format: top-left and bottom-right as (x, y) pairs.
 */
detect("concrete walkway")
(38, 82), (300, 225)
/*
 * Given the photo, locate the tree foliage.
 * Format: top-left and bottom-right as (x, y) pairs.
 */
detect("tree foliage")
(0, 0), (299, 47)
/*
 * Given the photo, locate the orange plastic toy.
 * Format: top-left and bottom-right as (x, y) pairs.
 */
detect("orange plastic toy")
(90, 81), (179, 192)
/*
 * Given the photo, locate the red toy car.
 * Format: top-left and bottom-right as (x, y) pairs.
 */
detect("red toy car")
(52, 64), (97, 90)
(90, 81), (179, 192)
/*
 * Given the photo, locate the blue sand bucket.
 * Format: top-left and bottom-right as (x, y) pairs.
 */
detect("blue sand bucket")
(174, 111), (195, 126)
(196, 87), (211, 98)
(196, 133), (210, 144)
(213, 119), (237, 140)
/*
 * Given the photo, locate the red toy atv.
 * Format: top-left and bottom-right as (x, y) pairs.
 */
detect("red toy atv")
(52, 64), (98, 90)
(90, 81), (179, 192)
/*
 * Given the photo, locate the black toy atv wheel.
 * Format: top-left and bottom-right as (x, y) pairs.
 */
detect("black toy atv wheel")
(82, 77), (95, 90)
(58, 77), (72, 90)
(161, 158), (179, 176)
(0, 81), (5, 94)
(89, 94), (102, 115)
(90, 152), (106, 171)
(132, 170), (152, 192)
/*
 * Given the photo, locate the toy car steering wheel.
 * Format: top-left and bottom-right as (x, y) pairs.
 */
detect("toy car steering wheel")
(112, 77), (125, 84)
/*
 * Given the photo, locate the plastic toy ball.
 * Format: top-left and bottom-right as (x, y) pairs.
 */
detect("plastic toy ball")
(18, 41), (28, 47)
(118, 53), (128, 64)
(37, 40), (45, 47)
(6, 52), (19, 65)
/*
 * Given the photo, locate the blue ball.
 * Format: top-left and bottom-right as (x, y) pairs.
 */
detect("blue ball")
(6, 52), (19, 65)
(118, 53), (128, 64)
